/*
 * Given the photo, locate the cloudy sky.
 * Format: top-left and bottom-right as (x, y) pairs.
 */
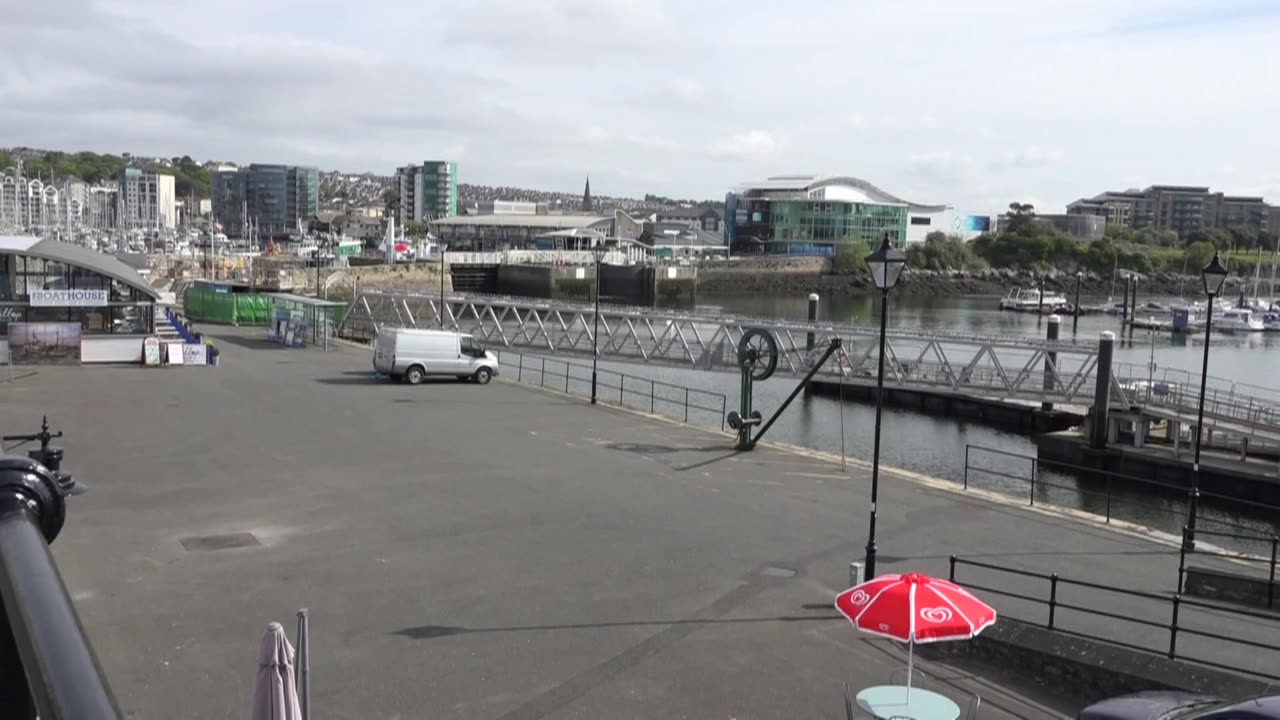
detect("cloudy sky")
(4, 0), (1280, 212)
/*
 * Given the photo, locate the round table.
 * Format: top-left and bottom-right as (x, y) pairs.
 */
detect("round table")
(855, 685), (961, 720)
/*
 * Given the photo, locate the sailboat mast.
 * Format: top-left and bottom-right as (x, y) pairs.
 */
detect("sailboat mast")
(1252, 245), (1263, 301)
(1270, 234), (1279, 302)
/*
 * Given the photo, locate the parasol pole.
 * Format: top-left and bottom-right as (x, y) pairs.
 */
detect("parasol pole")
(907, 583), (916, 700)
(906, 641), (914, 700)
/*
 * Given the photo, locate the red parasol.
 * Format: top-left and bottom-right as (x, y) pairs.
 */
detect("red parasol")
(835, 572), (996, 695)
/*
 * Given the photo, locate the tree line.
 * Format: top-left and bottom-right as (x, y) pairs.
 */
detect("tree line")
(0, 150), (212, 199)
(834, 202), (1256, 277)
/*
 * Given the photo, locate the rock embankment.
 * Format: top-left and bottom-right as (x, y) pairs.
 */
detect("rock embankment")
(695, 258), (1225, 299)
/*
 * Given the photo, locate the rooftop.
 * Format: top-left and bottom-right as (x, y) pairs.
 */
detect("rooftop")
(733, 174), (948, 212)
(432, 213), (611, 229)
(0, 236), (158, 298)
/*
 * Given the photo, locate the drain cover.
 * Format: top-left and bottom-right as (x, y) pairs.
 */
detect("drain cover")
(760, 566), (797, 578)
(180, 532), (261, 551)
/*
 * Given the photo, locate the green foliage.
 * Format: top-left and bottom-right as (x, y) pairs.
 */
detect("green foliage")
(0, 150), (13, 172)
(831, 243), (866, 274)
(905, 231), (983, 271)
(403, 220), (429, 238)
(1184, 241), (1217, 271)
(1003, 202), (1037, 235)
(972, 230), (1054, 269)
(8, 150), (211, 197)
(169, 157), (210, 199)
(1104, 225), (1179, 247)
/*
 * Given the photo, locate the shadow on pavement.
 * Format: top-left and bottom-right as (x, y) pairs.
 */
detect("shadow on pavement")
(314, 375), (471, 386)
(393, 612), (847, 640)
(605, 442), (729, 455)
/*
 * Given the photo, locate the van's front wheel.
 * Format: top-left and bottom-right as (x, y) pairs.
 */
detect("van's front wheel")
(406, 365), (426, 385)
(473, 367), (493, 385)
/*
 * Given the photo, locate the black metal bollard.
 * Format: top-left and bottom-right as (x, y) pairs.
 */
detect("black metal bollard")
(1042, 315), (1059, 412)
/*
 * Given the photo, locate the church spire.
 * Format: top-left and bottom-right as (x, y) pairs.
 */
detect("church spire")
(582, 176), (593, 212)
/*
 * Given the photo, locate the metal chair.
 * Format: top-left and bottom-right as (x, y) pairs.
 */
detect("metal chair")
(965, 693), (982, 720)
(889, 667), (929, 688)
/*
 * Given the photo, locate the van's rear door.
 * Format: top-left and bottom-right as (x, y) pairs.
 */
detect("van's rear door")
(373, 331), (395, 373)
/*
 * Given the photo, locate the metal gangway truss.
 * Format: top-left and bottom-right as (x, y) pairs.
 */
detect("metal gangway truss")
(340, 291), (1121, 404)
(340, 291), (1280, 442)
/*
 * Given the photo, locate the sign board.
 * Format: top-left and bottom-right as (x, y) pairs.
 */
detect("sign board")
(667, 267), (678, 279)
(166, 342), (185, 365)
(182, 343), (207, 366)
(143, 336), (161, 366)
(0, 306), (21, 322)
(29, 289), (109, 307)
(575, 267), (586, 280)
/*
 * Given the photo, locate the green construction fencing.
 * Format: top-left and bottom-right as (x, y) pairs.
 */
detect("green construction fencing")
(183, 288), (274, 325)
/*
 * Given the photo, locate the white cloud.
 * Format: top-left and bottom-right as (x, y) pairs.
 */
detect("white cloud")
(992, 146), (1068, 170)
(3, 0), (1280, 209)
(667, 78), (706, 106)
(906, 151), (972, 179)
(707, 130), (778, 162)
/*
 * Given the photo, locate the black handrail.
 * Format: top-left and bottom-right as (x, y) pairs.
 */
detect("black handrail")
(0, 421), (121, 719)
(498, 350), (728, 431)
(949, 554), (1280, 682)
(963, 444), (1280, 541)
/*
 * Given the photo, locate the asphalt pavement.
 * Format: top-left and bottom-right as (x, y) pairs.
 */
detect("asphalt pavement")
(0, 327), (1267, 718)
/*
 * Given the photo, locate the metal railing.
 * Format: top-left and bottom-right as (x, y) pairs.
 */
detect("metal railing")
(962, 444), (1280, 555)
(0, 421), (121, 719)
(1178, 527), (1279, 609)
(496, 350), (728, 431)
(949, 555), (1280, 682)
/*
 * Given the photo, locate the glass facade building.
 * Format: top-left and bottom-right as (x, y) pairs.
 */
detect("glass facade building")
(1, 237), (159, 336)
(768, 201), (907, 245)
(726, 175), (944, 256)
(211, 164), (319, 240)
(396, 160), (458, 229)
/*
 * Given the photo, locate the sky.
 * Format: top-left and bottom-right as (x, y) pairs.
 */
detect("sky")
(3, 0), (1280, 213)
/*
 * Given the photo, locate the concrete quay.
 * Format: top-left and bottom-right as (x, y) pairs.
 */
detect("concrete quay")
(0, 328), (1275, 718)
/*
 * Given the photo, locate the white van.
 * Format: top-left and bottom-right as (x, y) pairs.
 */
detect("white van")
(372, 329), (499, 385)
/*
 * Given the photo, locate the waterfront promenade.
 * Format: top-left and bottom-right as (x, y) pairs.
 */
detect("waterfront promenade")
(1, 331), (1275, 717)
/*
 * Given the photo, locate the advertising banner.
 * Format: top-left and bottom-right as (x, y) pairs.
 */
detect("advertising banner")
(7, 323), (81, 363)
(29, 289), (109, 307)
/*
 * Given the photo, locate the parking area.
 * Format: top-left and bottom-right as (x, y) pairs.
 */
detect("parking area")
(1, 330), (1089, 718)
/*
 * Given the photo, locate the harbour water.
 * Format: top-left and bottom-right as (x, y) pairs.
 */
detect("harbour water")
(587, 293), (1280, 551)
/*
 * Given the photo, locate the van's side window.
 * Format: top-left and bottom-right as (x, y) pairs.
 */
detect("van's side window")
(460, 337), (476, 355)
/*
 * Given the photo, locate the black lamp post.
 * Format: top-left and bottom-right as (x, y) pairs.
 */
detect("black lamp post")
(1186, 251), (1228, 551)
(863, 232), (906, 579)
(438, 242), (449, 329)
(1073, 271), (1082, 334)
(590, 244), (608, 404)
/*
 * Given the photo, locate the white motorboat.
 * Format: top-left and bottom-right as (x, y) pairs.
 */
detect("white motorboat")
(999, 287), (1069, 312)
(1215, 308), (1265, 332)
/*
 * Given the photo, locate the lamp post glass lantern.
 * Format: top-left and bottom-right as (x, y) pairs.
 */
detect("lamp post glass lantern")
(863, 233), (905, 579)
(1187, 251), (1228, 550)
(590, 244), (608, 404)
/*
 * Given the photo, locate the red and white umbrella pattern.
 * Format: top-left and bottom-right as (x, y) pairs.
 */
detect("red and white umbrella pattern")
(835, 572), (997, 696)
(835, 572), (996, 642)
